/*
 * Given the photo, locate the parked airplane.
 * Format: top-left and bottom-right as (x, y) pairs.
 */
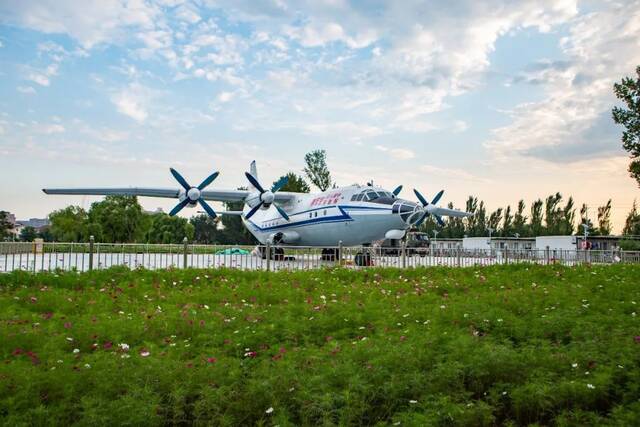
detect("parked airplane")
(43, 161), (471, 253)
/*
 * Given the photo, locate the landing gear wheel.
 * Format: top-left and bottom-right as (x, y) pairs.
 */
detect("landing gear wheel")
(273, 248), (285, 261)
(321, 248), (340, 262)
(354, 251), (372, 267)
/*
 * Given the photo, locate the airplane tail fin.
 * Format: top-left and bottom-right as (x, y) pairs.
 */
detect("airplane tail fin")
(247, 160), (258, 193)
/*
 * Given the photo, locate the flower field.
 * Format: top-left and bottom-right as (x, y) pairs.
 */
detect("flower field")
(1, 265), (640, 426)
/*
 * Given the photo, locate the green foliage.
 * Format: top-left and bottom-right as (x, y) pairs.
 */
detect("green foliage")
(274, 172), (310, 193)
(49, 206), (88, 242)
(304, 149), (333, 191)
(1, 265), (640, 425)
(220, 200), (257, 245)
(0, 211), (13, 240)
(88, 195), (145, 243)
(619, 239), (640, 250)
(190, 214), (220, 244)
(597, 199), (613, 235)
(146, 213), (194, 244)
(19, 226), (37, 242)
(612, 65), (640, 186)
(622, 200), (640, 236)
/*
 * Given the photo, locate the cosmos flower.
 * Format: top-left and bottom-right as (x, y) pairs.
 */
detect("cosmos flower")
(140, 349), (150, 357)
(119, 343), (130, 351)
(73, 349), (80, 354)
(265, 407), (274, 414)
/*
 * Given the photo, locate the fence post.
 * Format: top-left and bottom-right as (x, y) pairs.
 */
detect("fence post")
(504, 247), (508, 265)
(545, 246), (550, 265)
(266, 242), (271, 271)
(183, 237), (188, 269)
(456, 247), (461, 267)
(338, 240), (343, 267)
(88, 235), (94, 271)
(401, 241), (406, 268)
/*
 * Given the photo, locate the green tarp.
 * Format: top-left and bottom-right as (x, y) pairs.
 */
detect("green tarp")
(215, 248), (251, 255)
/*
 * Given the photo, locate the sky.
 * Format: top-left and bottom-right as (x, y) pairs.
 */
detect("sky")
(0, 0), (639, 232)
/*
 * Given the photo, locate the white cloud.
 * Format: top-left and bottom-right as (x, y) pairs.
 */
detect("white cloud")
(217, 91), (234, 103)
(375, 145), (415, 160)
(17, 85), (36, 94)
(41, 123), (65, 134)
(0, 0), (160, 48)
(284, 21), (377, 49)
(111, 84), (150, 122)
(485, 1), (640, 163)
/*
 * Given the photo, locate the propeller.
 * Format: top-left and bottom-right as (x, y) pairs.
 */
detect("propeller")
(413, 189), (446, 227)
(168, 168), (219, 217)
(244, 173), (290, 221)
(392, 185), (403, 197)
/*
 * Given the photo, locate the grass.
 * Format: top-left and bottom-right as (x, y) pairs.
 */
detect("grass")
(1, 265), (639, 426)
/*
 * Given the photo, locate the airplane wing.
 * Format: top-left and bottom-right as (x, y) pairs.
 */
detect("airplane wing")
(42, 187), (297, 203)
(430, 206), (473, 218)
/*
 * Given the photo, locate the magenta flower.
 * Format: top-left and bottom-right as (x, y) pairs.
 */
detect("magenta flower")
(103, 341), (113, 350)
(207, 357), (217, 363)
(635, 336), (640, 343)
(64, 322), (72, 329)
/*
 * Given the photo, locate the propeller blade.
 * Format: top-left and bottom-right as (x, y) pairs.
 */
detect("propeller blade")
(434, 214), (445, 227)
(414, 212), (430, 227)
(274, 204), (290, 221)
(431, 190), (444, 205)
(244, 201), (264, 220)
(197, 171), (219, 190)
(271, 175), (289, 193)
(245, 172), (265, 193)
(413, 189), (429, 207)
(198, 199), (217, 218)
(169, 198), (190, 216)
(392, 185), (403, 196)
(170, 168), (191, 192)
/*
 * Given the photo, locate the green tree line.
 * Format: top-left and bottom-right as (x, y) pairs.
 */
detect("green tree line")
(417, 193), (639, 238)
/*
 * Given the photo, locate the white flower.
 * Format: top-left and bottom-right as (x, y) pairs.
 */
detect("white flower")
(587, 384), (595, 389)
(84, 363), (91, 369)
(57, 360), (63, 364)
(66, 337), (74, 342)
(119, 343), (130, 351)
(73, 348), (80, 354)
(140, 350), (150, 357)
(440, 305), (446, 309)
(265, 407), (274, 414)
(572, 363), (578, 368)
(502, 391), (507, 395)
(409, 400), (418, 404)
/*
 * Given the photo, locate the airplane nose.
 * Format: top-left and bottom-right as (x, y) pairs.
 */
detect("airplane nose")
(392, 200), (423, 225)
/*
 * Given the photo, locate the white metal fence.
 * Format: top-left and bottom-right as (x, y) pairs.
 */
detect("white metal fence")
(1, 240), (639, 273)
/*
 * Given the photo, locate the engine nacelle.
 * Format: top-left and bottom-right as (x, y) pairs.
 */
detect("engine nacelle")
(269, 231), (300, 244)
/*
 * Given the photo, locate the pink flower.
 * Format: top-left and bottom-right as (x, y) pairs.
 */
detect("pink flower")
(400, 336), (407, 342)
(140, 349), (150, 357)
(103, 342), (113, 350)
(64, 322), (72, 329)
(30, 296), (38, 303)
(42, 312), (53, 320)
(635, 336), (640, 343)
(12, 348), (24, 356)
(244, 351), (258, 358)
(206, 357), (217, 363)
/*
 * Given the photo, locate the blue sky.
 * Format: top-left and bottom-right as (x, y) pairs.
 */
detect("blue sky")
(0, 0), (638, 231)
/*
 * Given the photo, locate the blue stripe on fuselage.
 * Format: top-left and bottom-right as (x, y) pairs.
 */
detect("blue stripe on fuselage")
(247, 205), (391, 232)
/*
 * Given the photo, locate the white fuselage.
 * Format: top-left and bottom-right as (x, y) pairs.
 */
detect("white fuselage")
(241, 185), (420, 246)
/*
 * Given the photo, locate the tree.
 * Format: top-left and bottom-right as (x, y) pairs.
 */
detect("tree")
(303, 150), (333, 191)
(88, 195), (144, 243)
(19, 226), (37, 242)
(219, 200), (257, 245)
(487, 208), (503, 234)
(273, 172), (310, 193)
(190, 214), (220, 244)
(530, 199), (544, 237)
(0, 211), (13, 240)
(464, 196), (478, 236)
(146, 213), (194, 244)
(597, 199), (613, 235)
(579, 203), (595, 235)
(513, 200), (528, 237)
(544, 192), (563, 234)
(49, 206), (88, 242)
(612, 66), (640, 186)
(623, 200), (640, 235)
(502, 205), (513, 237)
(559, 196), (575, 235)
